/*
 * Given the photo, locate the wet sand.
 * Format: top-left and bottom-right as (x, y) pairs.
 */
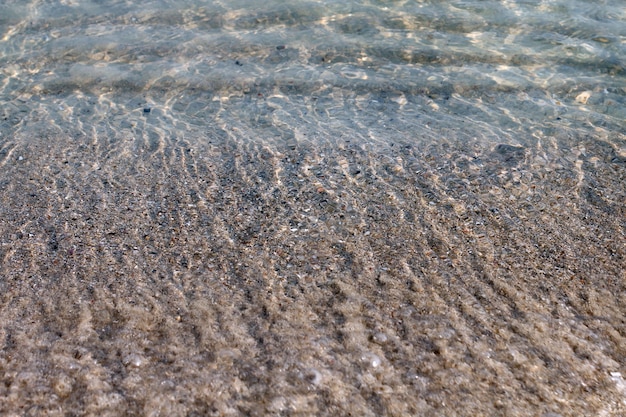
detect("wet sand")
(0, 127), (625, 416)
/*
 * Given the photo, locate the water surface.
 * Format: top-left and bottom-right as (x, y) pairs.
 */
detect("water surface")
(0, 1), (625, 416)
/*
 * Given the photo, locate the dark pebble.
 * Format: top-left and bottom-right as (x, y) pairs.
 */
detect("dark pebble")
(492, 143), (525, 165)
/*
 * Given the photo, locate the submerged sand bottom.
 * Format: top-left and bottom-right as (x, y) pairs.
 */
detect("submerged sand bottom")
(0, 129), (624, 416)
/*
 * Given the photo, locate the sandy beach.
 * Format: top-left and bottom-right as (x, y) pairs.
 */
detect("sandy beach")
(0, 124), (624, 416)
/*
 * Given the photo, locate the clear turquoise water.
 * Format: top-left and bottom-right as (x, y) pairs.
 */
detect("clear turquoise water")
(0, 0), (624, 149)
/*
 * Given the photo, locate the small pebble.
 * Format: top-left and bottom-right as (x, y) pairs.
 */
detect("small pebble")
(160, 379), (176, 390)
(53, 374), (73, 398)
(122, 353), (144, 368)
(302, 368), (322, 386)
(372, 332), (388, 344)
(361, 352), (382, 368)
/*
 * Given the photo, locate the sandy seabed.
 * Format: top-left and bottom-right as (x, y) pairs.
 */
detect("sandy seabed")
(0, 127), (624, 416)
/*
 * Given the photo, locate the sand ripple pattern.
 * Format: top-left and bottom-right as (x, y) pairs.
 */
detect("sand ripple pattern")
(0, 0), (625, 415)
(0, 122), (625, 415)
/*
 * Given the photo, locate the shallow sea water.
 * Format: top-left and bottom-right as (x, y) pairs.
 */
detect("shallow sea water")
(0, 0), (625, 416)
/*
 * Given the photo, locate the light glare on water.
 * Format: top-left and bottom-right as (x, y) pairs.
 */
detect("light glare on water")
(0, 1), (625, 416)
